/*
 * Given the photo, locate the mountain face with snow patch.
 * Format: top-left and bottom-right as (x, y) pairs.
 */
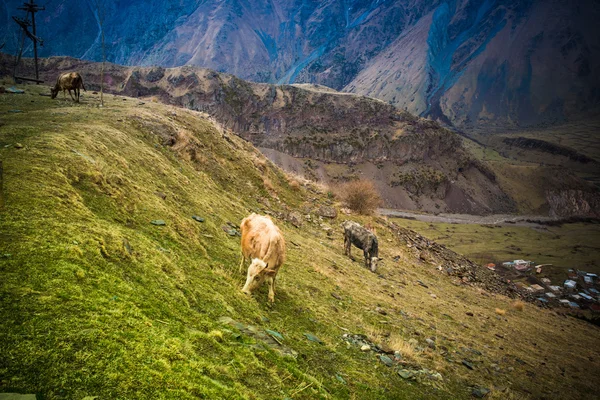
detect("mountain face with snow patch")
(1, 0), (598, 129)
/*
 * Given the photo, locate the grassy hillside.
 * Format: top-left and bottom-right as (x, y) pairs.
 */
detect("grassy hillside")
(1, 84), (600, 399)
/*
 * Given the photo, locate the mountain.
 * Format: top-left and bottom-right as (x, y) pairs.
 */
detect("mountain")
(2, 0), (599, 130)
(2, 81), (600, 400)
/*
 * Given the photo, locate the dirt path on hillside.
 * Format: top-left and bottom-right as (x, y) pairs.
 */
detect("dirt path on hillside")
(378, 209), (559, 228)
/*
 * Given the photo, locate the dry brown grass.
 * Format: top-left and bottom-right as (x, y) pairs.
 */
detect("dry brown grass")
(263, 177), (274, 191)
(495, 308), (506, 316)
(511, 301), (525, 311)
(252, 156), (268, 172)
(338, 179), (381, 215)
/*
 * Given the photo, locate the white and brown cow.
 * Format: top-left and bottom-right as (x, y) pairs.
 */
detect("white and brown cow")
(51, 72), (86, 102)
(239, 213), (286, 303)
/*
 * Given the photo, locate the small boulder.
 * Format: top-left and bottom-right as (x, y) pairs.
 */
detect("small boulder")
(378, 354), (394, 367)
(287, 211), (303, 227)
(317, 205), (337, 219)
(471, 387), (490, 398)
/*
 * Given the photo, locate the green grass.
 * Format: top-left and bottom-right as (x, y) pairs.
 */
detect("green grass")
(1, 84), (600, 399)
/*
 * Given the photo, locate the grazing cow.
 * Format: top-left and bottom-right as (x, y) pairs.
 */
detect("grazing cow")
(342, 220), (379, 272)
(239, 213), (286, 303)
(51, 72), (86, 102)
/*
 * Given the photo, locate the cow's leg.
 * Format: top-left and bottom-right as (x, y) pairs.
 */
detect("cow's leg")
(267, 275), (276, 303)
(364, 250), (370, 269)
(239, 255), (246, 273)
(68, 89), (75, 101)
(345, 237), (352, 258)
(76, 88), (80, 102)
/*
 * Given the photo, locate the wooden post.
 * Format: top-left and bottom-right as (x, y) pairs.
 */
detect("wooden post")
(30, 0), (40, 83)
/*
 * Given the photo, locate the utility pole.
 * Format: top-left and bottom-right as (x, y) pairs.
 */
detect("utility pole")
(13, 0), (45, 84)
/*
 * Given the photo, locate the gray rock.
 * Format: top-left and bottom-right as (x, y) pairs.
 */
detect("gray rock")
(303, 332), (323, 344)
(375, 307), (387, 315)
(462, 360), (474, 370)
(317, 205), (337, 219)
(287, 211), (303, 228)
(192, 215), (205, 223)
(151, 220), (166, 226)
(472, 387), (490, 398)
(378, 354), (394, 367)
(425, 338), (436, 349)
(398, 369), (414, 379)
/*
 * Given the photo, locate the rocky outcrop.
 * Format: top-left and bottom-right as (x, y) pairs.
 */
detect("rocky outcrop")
(546, 190), (600, 218)
(502, 137), (596, 164)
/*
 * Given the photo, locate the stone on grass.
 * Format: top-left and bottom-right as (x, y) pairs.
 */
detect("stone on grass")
(378, 354), (394, 367)
(303, 333), (323, 344)
(192, 215), (205, 223)
(317, 205), (337, 219)
(472, 387), (490, 398)
(360, 344), (370, 351)
(151, 219), (166, 226)
(265, 329), (284, 342)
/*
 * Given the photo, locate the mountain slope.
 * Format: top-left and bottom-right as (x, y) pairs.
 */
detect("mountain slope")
(2, 0), (598, 129)
(2, 82), (600, 399)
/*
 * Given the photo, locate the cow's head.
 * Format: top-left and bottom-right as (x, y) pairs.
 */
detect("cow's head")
(50, 87), (58, 99)
(242, 258), (276, 295)
(370, 257), (379, 272)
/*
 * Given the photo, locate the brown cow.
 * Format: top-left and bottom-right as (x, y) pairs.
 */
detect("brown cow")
(239, 213), (286, 303)
(51, 72), (86, 102)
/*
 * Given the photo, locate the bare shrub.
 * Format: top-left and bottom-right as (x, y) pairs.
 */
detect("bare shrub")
(339, 179), (381, 215)
(511, 301), (525, 311)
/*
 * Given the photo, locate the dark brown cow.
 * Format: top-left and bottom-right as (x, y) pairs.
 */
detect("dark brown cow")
(51, 72), (86, 102)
